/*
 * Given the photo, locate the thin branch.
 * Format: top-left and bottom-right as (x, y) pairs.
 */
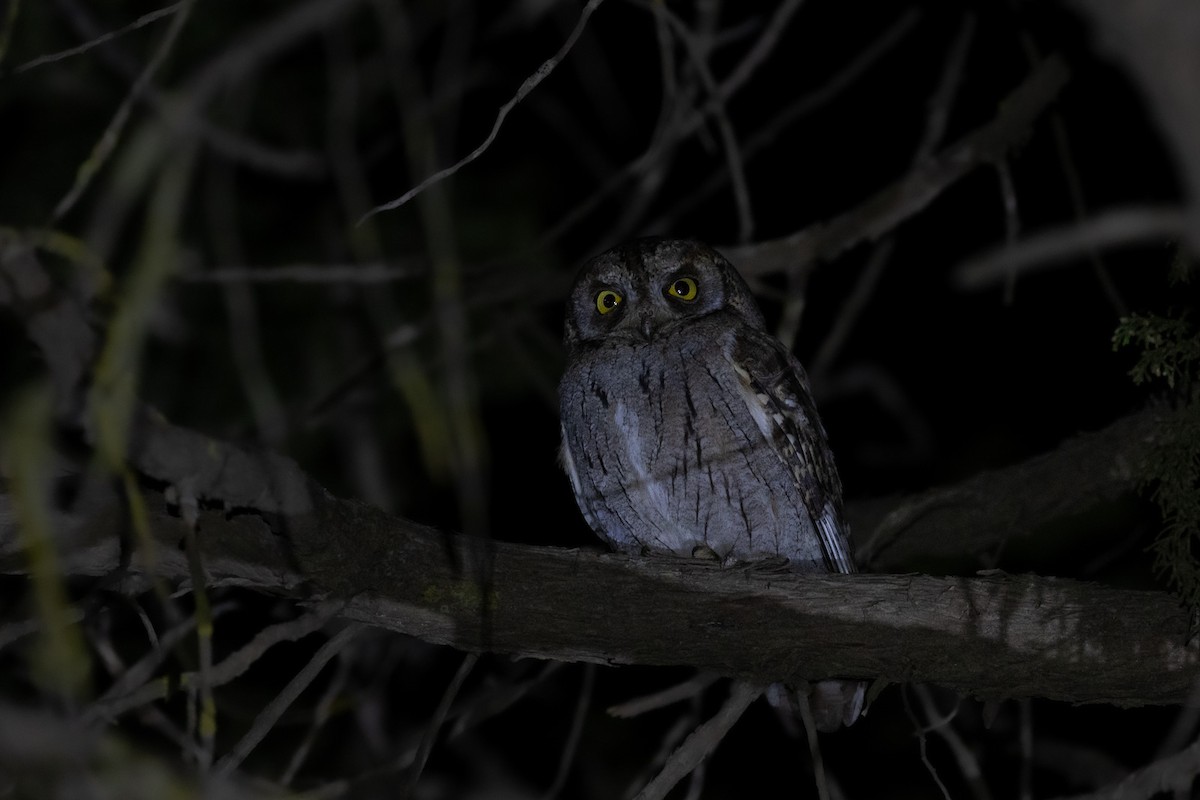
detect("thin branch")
(1020, 33), (1129, 317)
(49, 0), (194, 224)
(86, 603), (342, 723)
(403, 652), (478, 797)
(541, 664), (594, 799)
(608, 673), (720, 718)
(912, 13), (976, 166)
(904, 686), (953, 800)
(1019, 698), (1033, 800)
(54, 0), (329, 180)
(911, 685), (990, 800)
(723, 54), (1071, 279)
(809, 237), (894, 383)
(994, 158), (1021, 304)
(181, 262), (426, 284)
(649, 9), (921, 234)
(632, 680), (763, 800)
(359, 0), (606, 223)
(1048, 734), (1200, 800)
(280, 652), (352, 786)
(15, 1), (187, 73)
(647, 5), (754, 241)
(954, 206), (1187, 290)
(715, 0), (806, 102)
(214, 623), (364, 777)
(796, 689), (830, 800)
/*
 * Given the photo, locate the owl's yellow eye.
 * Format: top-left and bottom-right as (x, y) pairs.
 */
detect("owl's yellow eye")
(596, 289), (623, 314)
(666, 277), (698, 302)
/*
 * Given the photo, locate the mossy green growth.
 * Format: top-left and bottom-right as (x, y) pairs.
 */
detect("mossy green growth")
(422, 580), (499, 615)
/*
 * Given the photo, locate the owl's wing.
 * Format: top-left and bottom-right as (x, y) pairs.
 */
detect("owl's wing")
(728, 330), (855, 574)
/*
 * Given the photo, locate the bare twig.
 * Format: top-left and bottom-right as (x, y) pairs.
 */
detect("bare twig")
(180, 483), (216, 771)
(359, 0), (606, 223)
(280, 653), (352, 786)
(650, 6), (754, 242)
(954, 206), (1187, 290)
(181, 262), (425, 284)
(632, 680), (763, 800)
(49, 0), (194, 224)
(913, 13), (976, 166)
(15, 1), (187, 73)
(608, 673), (721, 718)
(541, 664), (594, 799)
(649, 9), (921, 233)
(911, 685), (990, 800)
(723, 55), (1071, 279)
(796, 690), (830, 800)
(1156, 679), (1200, 760)
(808, 237), (894, 383)
(715, 0), (806, 102)
(87, 603), (342, 723)
(995, 158), (1021, 304)
(1048, 734), (1200, 800)
(903, 686), (953, 800)
(214, 623), (364, 777)
(447, 662), (564, 739)
(1019, 698), (1033, 800)
(1021, 33), (1128, 316)
(403, 652), (478, 797)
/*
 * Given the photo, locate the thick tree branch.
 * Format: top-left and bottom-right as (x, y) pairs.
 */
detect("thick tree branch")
(856, 405), (1169, 572)
(1, 470), (1194, 708)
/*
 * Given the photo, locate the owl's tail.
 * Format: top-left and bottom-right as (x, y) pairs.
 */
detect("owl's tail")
(809, 679), (866, 731)
(766, 679), (866, 732)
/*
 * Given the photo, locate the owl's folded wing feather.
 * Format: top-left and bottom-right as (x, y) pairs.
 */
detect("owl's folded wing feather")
(727, 331), (855, 574)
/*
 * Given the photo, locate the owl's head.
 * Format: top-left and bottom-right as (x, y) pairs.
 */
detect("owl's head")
(563, 238), (766, 349)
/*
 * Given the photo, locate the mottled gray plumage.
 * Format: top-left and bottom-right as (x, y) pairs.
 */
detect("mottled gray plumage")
(558, 238), (863, 730)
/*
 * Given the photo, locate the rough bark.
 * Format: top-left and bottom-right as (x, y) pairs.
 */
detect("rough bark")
(2, 459), (1193, 708)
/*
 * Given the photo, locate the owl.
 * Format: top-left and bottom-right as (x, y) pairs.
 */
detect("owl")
(558, 237), (863, 730)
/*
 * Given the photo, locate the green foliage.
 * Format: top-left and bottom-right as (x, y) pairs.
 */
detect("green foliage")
(1114, 305), (1200, 630)
(1112, 311), (1200, 390)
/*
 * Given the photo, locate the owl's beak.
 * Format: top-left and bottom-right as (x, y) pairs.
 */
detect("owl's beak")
(638, 311), (655, 341)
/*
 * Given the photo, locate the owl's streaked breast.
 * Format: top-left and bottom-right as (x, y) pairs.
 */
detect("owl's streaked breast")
(559, 316), (826, 568)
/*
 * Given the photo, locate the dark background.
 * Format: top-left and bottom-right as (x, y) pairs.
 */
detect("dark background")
(0, 0), (1193, 797)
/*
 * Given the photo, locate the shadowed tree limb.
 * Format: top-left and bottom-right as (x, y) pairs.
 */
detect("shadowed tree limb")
(855, 405), (1170, 573)
(0, 449), (1193, 708)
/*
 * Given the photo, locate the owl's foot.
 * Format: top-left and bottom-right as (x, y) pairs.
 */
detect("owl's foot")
(809, 679), (866, 731)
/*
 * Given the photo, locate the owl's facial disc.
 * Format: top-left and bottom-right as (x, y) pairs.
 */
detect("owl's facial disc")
(565, 238), (767, 349)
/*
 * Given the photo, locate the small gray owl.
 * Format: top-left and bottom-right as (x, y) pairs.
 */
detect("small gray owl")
(558, 237), (863, 729)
